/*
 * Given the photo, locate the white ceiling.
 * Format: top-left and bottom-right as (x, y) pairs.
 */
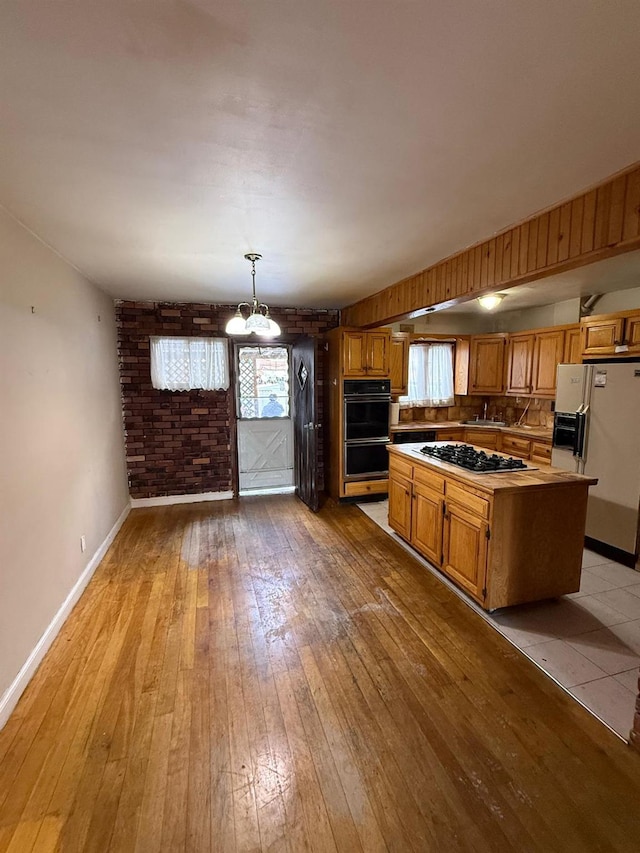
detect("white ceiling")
(2, 1), (640, 310)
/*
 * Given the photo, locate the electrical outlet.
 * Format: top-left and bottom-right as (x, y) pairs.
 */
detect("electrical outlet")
(80, 535), (86, 553)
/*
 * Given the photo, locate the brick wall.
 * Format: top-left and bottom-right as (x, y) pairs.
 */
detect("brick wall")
(117, 301), (339, 499)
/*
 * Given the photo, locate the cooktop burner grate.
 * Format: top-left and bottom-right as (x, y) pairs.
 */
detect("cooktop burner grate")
(419, 443), (534, 473)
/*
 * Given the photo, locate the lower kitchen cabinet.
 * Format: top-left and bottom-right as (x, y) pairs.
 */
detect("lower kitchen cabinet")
(388, 474), (412, 540)
(387, 445), (596, 609)
(442, 503), (488, 601)
(411, 481), (444, 566)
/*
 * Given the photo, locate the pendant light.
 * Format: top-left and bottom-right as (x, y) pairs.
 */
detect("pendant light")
(225, 253), (281, 337)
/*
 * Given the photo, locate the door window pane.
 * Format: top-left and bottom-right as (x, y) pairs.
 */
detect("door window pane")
(238, 346), (290, 419)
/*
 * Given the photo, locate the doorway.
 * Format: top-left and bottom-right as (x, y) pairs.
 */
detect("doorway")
(235, 344), (294, 494)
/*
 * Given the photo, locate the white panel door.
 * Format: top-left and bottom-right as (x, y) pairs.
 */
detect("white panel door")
(237, 419), (294, 491)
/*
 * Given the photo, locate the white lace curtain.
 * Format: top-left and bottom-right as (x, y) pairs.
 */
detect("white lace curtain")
(400, 342), (455, 407)
(150, 337), (229, 391)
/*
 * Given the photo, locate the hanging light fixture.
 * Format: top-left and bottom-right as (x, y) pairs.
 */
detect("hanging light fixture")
(225, 253), (281, 337)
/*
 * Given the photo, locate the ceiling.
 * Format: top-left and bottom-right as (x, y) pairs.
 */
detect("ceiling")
(2, 1), (640, 310)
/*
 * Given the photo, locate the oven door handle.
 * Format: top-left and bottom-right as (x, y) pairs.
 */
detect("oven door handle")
(344, 436), (390, 445)
(344, 395), (392, 403)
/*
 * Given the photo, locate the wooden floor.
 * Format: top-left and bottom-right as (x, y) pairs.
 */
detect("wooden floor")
(1, 498), (640, 852)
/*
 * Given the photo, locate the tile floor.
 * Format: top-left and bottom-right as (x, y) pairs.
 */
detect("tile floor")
(357, 498), (640, 741)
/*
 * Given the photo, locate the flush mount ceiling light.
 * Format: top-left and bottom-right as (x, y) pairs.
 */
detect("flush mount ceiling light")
(225, 253), (281, 338)
(477, 293), (505, 311)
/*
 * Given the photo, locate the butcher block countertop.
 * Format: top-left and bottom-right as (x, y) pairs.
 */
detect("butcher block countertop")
(390, 421), (553, 441)
(387, 442), (597, 494)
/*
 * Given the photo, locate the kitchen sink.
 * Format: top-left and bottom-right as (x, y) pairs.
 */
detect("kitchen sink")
(460, 419), (507, 426)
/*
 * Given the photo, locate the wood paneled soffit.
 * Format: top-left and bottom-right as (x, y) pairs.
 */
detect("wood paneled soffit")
(342, 161), (640, 328)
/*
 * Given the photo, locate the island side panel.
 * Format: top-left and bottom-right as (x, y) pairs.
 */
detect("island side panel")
(487, 483), (589, 610)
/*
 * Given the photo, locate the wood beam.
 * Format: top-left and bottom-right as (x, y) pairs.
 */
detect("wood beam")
(342, 161), (640, 328)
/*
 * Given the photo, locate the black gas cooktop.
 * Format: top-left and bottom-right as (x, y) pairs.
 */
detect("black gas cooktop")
(419, 443), (533, 473)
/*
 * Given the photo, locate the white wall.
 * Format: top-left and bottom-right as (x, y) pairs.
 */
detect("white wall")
(0, 208), (129, 718)
(592, 285), (640, 314)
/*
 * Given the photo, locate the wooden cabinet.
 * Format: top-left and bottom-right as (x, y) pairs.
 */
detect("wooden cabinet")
(390, 332), (410, 395)
(531, 329), (565, 397)
(505, 328), (565, 398)
(506, 334), (534, 395)
(387, 444), (595, 609)
(581, 310), (640, 357)
(563, 325), (582, 364)
(342, 328), (391, 376)
(442, 502), (488, 601)
(388, 473), (412, 540)
(530, 440), (552, 466)
(325, 326), (392, 500)
(468, 335), (507, 394)
(411, 481), (444, 566)
(499, 433), (531, 460)
(463, 429), (498, 450)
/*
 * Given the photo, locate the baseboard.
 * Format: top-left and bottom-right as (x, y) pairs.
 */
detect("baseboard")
(130, 490), (234, 508)
(0, 501), (131, 731)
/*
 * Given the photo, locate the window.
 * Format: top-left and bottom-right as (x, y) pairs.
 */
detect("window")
(150, 337), (229, 391)
(399, 342), (454, 407)
(237, 345), (290, 419)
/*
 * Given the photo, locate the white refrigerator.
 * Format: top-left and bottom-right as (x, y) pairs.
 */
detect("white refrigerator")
(552, 362), (640, 564)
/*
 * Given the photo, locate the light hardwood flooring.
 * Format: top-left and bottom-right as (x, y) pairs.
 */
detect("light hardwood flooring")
(1, 496), (640, 852)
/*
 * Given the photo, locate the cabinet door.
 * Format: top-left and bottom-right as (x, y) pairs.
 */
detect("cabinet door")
(411, 482), (444, 566)
(390, 333), (409, 395)
(563, 326), (582, 364)
(581, 318), (625, 356)
(469, 336), (506, 394)
(388, 475), (412, 541)
(463, 429), (498, 450)
(499, 433), (531, 459)
(625, 315), (640, 354)
(367, 331), (390, 376)
(442, 503), (488, 602)
(506, 334), (534, 395)
(343, 332), (368, 376)
(531, 330), (565, 397)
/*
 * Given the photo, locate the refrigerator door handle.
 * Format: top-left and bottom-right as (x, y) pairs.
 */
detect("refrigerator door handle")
(573, 410), (588, 459)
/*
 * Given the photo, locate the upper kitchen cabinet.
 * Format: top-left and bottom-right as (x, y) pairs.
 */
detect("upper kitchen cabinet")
(581, 309), (640, 357)
(342, 328), (391, 377)
(390, 332), (410, 395)
(505, 327), (567, 398)
(468, 334), (507, 394)
(563, 325), (582, 364)
(531, 329), (566, 397)
(505, 333), (534, 395)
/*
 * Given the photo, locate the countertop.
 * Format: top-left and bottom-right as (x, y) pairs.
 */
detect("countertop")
(387, 441), (597, 494)
(390, 420), (553, 441)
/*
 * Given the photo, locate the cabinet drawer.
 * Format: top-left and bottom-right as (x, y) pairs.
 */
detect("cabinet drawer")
(414, 466), (445, 494)
(389, 456), (413, 481)
(531, 441), (551, 465)
(501, 434), (531, 458)
(464, 429), (498, 450)
(445, 482), (490, 519)
(344, 479), (388, 497)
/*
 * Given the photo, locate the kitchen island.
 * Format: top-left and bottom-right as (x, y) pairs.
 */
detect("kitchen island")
(388, 442), (598, 610)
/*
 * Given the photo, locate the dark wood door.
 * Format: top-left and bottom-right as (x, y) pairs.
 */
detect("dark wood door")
(292, 336), (321, 511)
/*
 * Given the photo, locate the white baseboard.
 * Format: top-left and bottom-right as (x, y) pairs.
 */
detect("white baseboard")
(0, 501), (131, 731)
(130, 490), (234, 508)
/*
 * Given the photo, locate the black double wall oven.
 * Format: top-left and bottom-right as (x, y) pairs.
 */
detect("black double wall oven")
(343, 379), (391, 480)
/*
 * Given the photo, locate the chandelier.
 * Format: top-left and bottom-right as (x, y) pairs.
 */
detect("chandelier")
(225, 253), (281, 337)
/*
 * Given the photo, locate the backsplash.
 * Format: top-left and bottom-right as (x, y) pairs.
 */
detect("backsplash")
(400, 395), (554, 429)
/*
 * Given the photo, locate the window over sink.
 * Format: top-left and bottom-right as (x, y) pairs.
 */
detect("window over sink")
(399, 342), (454, 407)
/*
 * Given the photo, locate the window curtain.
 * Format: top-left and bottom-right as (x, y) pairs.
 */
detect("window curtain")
(399, 342), (454, 407)
(150, 337), (229, 391)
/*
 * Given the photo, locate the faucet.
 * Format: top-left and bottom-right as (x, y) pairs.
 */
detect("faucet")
(483, 401), (488, 420)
